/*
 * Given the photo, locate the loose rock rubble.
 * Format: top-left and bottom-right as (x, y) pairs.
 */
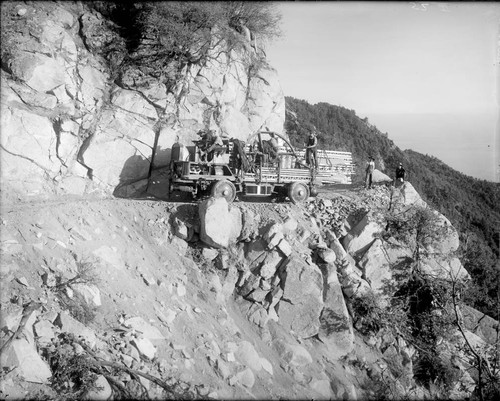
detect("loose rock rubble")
(0, 182), (487, 400)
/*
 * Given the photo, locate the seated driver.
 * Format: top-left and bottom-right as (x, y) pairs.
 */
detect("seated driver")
(200, 130), (224, 162)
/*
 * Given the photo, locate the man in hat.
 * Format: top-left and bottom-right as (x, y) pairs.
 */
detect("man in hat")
(365, 156), (375, 189)
(395, 162), (406, 187)
(305, 130), (318, 169)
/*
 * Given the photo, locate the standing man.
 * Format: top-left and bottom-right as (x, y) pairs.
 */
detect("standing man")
(268, 132), (280, 164)
(395, 162), (406, 187)
(269, 132), (279, 152)
(305, 130), (318, 169)
(365, 156), (375, 189)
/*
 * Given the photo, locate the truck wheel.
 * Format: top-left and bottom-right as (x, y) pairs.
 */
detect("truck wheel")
(211, 180), (237, 203)
(288, 182), (310, 204)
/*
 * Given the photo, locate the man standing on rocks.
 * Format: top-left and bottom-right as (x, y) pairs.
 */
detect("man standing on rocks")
(395, 162), (406, 187)
(365, 156), (375, 189)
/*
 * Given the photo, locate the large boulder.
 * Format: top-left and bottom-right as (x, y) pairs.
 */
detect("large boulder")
(277, 256), (323, 338)
(0, 339), (52, 384)
(371, 169), (392, 184)
(199, 197), (242, 248)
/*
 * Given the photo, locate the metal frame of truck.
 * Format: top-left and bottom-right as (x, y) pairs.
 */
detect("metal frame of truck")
(168, 131), (354, 204)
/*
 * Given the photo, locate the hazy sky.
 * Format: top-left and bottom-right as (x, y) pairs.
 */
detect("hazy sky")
(265, 2), (500, 181)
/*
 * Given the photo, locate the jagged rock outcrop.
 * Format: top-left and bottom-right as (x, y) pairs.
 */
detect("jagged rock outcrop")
(358, 238), (412, 295)
(318, 261), (355, 357)
(0, 2), (285, 198)
(278, 256), (324, 338)
(342, 212), (383, 258)
(335, 183), (470, 297)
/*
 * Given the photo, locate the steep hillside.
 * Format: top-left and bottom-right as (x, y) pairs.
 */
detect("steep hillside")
(2, 183), (497, 400)
(1, 3), (499, 400)
(285, 96), (500, 318)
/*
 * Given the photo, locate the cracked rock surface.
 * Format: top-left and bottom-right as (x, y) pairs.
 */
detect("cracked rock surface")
(1, 2), (285, 200)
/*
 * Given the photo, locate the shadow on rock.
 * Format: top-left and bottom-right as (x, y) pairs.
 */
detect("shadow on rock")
(113, 148), (172, 199)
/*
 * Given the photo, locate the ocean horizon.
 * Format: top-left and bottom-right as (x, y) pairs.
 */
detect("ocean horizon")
(368, 112), (498, 182)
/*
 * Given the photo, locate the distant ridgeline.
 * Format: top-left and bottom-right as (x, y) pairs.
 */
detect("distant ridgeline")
(284, 96), (500, 318)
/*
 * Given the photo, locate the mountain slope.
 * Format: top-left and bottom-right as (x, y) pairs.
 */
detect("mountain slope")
(284, 96), (500, 317)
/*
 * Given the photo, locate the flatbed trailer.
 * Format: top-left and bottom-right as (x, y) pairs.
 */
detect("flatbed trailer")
(168, 131), (354, 204)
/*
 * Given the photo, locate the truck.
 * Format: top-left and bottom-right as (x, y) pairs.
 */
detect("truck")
(168, 130), (354, 204)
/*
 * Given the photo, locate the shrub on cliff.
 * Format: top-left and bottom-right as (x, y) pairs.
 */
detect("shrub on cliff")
(133, 2), (281, 64)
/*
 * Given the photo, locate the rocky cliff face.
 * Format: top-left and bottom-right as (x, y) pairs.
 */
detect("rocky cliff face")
(1, 2), (285, 199)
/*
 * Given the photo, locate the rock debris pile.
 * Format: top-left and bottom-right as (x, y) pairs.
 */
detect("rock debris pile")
(0, 182), (492, 400)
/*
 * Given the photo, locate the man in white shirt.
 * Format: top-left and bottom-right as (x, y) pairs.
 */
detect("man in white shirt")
(365, 156), (375, 189)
